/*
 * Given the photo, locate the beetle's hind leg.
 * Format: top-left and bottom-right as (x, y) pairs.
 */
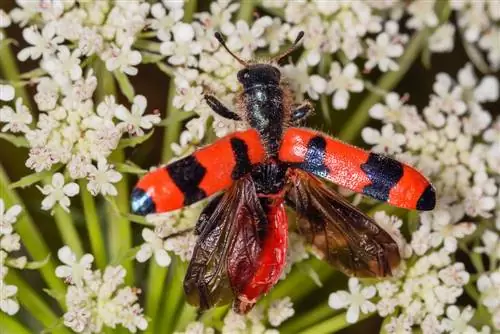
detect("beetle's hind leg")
(205, 95), (241, 120)
(291, 101), (314, 125)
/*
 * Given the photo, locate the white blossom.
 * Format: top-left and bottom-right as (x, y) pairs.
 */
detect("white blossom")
(160, 22), (202, 66)
(115, 95), (161, 136)
(365, 33), (404, 72)
(325, 62), (363, 109)
(86, 159), (122, 197)
(36, 173), (79, 212)
(0, 281), (19, 315)
(0, 200), (22, 236)
(136, 228), (171, 267)
(0, 98), (33, 133)
(329, 278), (377, 323)
(267, 297), (294, 327)
(103, 40), (142, 76)
(441, 305), (476, 334)
(362, 124), (406, 154)
(17, 24), (63, 61)
(429, 24), (456, 53)
(55, 246), (93, 287)
(0, 85), (15, 102)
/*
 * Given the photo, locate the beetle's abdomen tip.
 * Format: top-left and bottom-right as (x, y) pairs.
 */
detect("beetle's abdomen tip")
(131, 187), (156, 215)
(416, 184), (436, 211)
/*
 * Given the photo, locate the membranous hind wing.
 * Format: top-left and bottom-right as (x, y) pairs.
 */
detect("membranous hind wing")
(286, 170), (400, 277)
(184, 177), (266, 311)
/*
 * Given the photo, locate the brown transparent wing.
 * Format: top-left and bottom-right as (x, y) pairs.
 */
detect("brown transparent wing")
(286, 170), (400, 277)
(184, 177), (265, 310)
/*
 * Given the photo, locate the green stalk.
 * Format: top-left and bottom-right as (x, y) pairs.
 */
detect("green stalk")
(237, 0), (255, 22)
(157, 257), (188, 333)
(94, 60), (134, 284)
(174, 303), (198, 332)
(53, 206), (84, 257)
(338, 29), (429, 143)
(0, 165), (66, 300)
(0, 313), (31, 334)
(300, 311), (374, 334)
(279, 303), (335, 333)
(145, 2), (198, 331)
(106, 149), (133, 284)
(5, 271), (70, 334)
(143, 262), (168, 334)
(80, 181), (107, 268)
(0, 34), (32, 109)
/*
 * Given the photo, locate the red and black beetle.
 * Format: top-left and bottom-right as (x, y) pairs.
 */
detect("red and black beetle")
(131, 32), (435, 314)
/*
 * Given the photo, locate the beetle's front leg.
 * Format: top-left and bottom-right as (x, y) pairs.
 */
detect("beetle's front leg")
(204, 95), (241, 120)
(291, 101), (314, 124)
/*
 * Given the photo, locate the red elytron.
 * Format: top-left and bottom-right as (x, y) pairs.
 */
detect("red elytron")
(131, 32), (435, 314)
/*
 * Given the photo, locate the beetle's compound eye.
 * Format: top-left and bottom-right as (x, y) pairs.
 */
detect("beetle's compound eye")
(237, 69), (250, 82)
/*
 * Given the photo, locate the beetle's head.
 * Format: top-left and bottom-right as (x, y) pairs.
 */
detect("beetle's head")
(236, 64), (281, 87)
(214, 31), (304, 88)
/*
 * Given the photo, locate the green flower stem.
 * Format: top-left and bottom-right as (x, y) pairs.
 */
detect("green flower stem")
(237, 0), (255, 22)
(80, 182), (106, 269)
(144, 262), (168, 334)
(279, 303), (335, 333)
(106, 149), (133, 285)
(301, 311), (374, 334)
(5, 271), (70, 334)
(0, 314), (31, 334)
(174, 303), (198, 332)
(94, 60), (134, 284)
(338, 29), (429, 143)
(53, 206), (84, 257)
(0, 165), (66, 300)
(161, 80), (181, 162)
(157, 257), (188, 334)
(145, 2), (198, 330)
(0, 34), (32, 109)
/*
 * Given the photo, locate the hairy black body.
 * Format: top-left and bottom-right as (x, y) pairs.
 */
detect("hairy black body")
(206, 32), (310, 197)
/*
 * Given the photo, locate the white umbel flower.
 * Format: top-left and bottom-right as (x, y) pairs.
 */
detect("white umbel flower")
(267, 297), (295, 327)
(55, 246), (94, 287)
(115, 95), (161, 136)
(362, 124), (406, 154)
(160, 22), (202, 66)
(0, 98), (33, 133)
(365, 33), (404, 72)
(103, 40), (142, 76)
(86, 159), (122, 197)
(0, 200), (22, 236)
(441, 305), (476, 334)
(326, 62), (363, 109)
(0, 282), (19, 315)
(136, 228), (171, 267)
(17, 24), (63, 61)
(36, 173), (80, 213)
(0, 84), (15, 102)
(328, 278), (377, 323)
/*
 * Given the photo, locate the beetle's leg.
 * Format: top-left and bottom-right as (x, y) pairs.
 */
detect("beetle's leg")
(291, 101), (314, 124)
(205, 95), (241, 120)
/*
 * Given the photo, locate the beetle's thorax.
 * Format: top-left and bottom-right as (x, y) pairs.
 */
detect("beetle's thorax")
(238, 64), (285, 157)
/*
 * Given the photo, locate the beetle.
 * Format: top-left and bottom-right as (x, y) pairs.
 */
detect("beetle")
(131, 31), (436, 314)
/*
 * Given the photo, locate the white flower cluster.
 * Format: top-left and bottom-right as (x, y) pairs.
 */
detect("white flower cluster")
(178, 297), (294, 334)
(0, 200), (24, 316)
(363, 63), (499, 221)
(451, 0), (500, 70)
(0, 1), (163, 212)
(136, 202), (204, 267)
(56, 246), (147, 333)
(328, 219), (480, 333)
(11, 1), (148, 75)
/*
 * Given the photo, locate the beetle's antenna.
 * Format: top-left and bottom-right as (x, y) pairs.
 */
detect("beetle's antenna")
(214, 32), (248, 66)
(273, 31), (305, 64)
